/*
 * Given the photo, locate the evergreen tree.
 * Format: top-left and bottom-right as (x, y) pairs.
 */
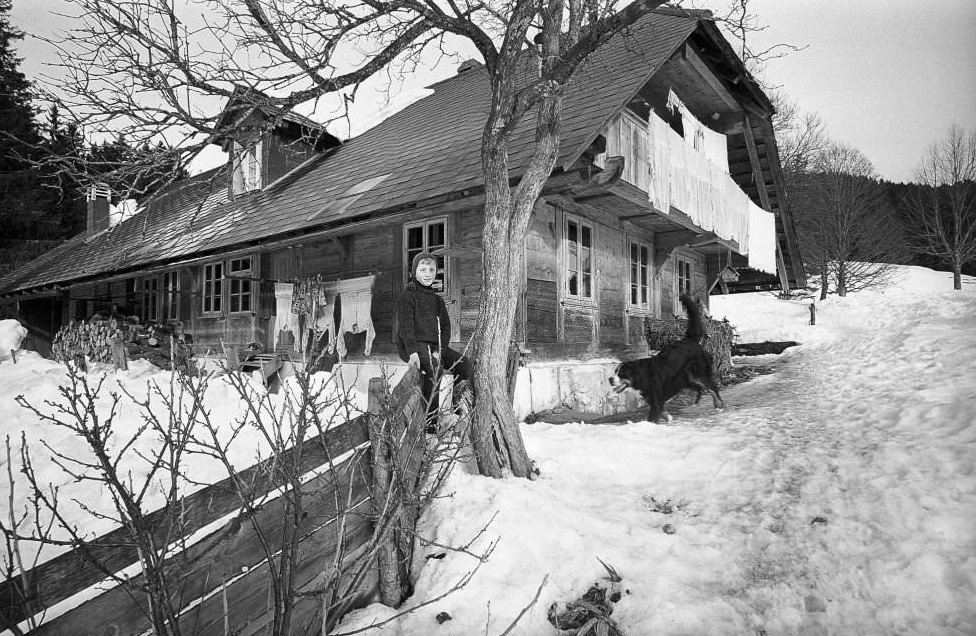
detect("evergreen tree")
(0, 0), (46, 238)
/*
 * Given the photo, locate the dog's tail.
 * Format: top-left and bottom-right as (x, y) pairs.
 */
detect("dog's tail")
(680, 294), (706, 341)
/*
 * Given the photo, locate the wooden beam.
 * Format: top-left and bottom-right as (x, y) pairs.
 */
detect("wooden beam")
(753, 117), (807, 288)
(743, 113), (790, 292)
(683, 44), (739, 112)
(742, 113), (773, 212)
(654, 229), (700, 273)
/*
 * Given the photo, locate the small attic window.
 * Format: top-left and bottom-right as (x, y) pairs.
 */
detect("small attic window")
(233, 140), (263, 194)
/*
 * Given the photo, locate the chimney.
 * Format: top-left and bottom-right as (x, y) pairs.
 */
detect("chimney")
(457, 59), (482, 75)
(86, 183), (111, 237)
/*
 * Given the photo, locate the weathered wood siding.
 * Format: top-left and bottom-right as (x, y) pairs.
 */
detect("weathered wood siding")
(451, 207), (485, 344)
(596, 218), (627, 345)
(525, 203), (558, 343)
(524, 199), (656, 356)
(265, 134), (318, 186)
(188, 254), (268, 350)
(659, 247), (709, 318)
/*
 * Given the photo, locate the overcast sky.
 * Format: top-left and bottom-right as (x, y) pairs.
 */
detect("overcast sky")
(10, 0), (976, 183)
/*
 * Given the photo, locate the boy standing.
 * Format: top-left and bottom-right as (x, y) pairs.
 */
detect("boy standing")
(396, 253), (471, 426)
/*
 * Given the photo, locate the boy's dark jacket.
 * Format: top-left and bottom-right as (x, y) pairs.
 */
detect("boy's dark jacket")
(396, 281), (451, 362)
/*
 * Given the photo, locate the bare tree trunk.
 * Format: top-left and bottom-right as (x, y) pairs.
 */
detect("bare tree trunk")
(467, 53), (563, 479)
(820, 271), (829, 300)
(953, 262), (962, 290)
(468, 138), (533, 479)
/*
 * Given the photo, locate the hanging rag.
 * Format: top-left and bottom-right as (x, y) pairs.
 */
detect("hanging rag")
(274, 282), (301, 351)
(748, 203), (777, 275)
(313, 284), (337, 354)
(290, 279), (314, 316)
(334, 275), (376, 358)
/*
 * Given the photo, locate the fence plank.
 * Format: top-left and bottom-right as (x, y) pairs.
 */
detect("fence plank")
(31, 450), (373, 636)
(1, 417), (370, 631)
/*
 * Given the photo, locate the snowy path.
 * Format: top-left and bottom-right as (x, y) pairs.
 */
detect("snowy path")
(677, 292), (976, 635)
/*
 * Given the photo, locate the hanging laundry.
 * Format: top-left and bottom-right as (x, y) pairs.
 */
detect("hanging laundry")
(668, 88), (730, 173)
(313, 285), (337, 354)
(290, 279), (314, 316)
(701, 125), (730, 174)
(748, 203), (777, 275)
(274, 282), (301, 351)
(334, 275), (376, 359)
(648, 112), (672, 214)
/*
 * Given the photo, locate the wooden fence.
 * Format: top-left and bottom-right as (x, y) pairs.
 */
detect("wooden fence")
(0, 368), (427, 636)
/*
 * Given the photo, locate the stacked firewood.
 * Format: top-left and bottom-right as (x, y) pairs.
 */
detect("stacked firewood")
(53, 319), (131, 369)
(644, 312), (737, 384)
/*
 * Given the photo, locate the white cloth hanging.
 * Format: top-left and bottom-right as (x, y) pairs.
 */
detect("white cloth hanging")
(701, 125), (730, 174)
(648, 112), (672, 214)
(333, 275), (376, 359)
(313, 286), (337, 354)
(748, 203), (778, 275)
(273, 283), (300, 351)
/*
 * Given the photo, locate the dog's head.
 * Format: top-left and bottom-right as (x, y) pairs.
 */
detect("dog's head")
(608, 361), (637, 394)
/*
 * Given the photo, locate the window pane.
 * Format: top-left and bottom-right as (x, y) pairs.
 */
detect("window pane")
(581, 225), (591, 249)
(407, 227), (423, 250)
(428, 222), (445, 249)
(581, 247), (591, 274)
(567, 221), (578, 245)
(568, 272), (578, 296)
(230, 294), (240, 313)
(582, 272), (592, 298)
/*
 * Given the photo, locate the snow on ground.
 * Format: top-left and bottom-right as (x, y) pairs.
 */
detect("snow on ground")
(335, 265), (976, 636)
(0, 355), (369, 570)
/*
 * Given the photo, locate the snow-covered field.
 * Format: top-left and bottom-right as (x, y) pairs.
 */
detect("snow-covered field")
(0, 352), (369, 573)
(1, 264), (974, 636)
(335, 265), (976, 636)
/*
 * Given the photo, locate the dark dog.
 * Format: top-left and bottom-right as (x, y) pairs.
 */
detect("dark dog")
(609, 294), (724, 422)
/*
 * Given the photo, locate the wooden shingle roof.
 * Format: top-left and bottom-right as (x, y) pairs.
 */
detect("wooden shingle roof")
(0, 11), (699, 296)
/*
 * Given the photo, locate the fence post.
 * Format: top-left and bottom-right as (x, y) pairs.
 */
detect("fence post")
(367, 376), (403, 606)
(366, 368), (425, 608)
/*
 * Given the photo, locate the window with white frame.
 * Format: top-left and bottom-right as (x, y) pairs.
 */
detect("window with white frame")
(675, 256), (692, 313)
(629, 240), (651, 309)
(564, 214), (593, 300)
(234, 140), (263, 193)
(227, 257), (254, 313)
(141, 276), (159, 322)
(161, 270), (180, 322)
(404, 218), (447, 292)
(203, 262), (223, 314)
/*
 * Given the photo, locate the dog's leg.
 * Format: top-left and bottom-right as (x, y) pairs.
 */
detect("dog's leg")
(687, 376), (706, 404)
(705, 378), (724, 409)
(646, 396), (665, 423)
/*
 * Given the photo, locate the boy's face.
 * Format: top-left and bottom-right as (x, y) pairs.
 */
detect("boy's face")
(415, 259), (437, 287)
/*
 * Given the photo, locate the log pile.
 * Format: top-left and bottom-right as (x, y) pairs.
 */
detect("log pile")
(644, 312), (737, 384)
(52, 319), (130, 367)
(52, 320), (194, 372)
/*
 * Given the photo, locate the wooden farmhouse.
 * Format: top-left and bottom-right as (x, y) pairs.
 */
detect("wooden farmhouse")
(0, 9), (804, 414)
